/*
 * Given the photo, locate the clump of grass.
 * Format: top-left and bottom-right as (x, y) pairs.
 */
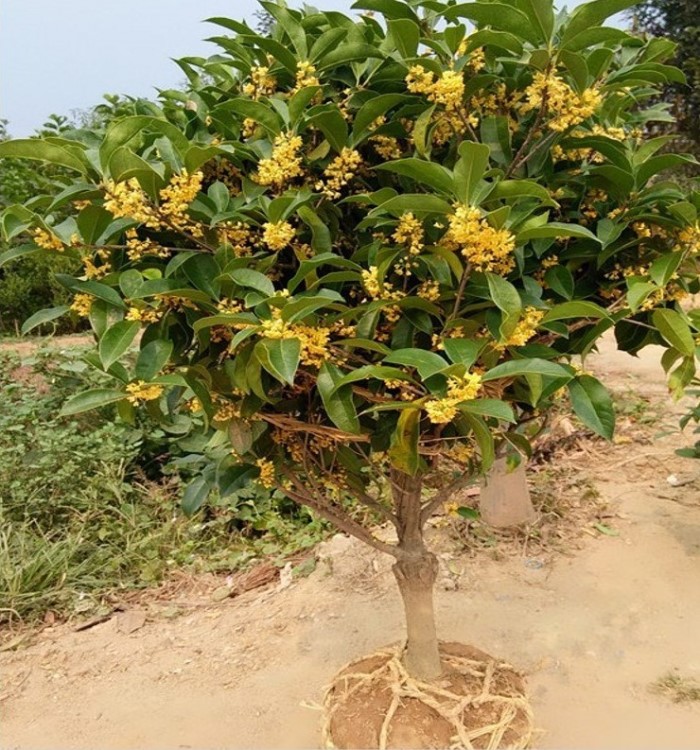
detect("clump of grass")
(650, 672), (700, 703)
(0, 348), (328, 628)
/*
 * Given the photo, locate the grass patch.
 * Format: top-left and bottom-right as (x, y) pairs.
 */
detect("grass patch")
(0, 347), (327, 628)
(650, 672), (700, 704)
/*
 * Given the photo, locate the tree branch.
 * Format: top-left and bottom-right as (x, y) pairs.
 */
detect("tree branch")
(278, 469), (401, 559)
(420, 473), (476, 526)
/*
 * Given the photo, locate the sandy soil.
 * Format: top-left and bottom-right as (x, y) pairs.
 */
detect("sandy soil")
(2, 338), (700, 749)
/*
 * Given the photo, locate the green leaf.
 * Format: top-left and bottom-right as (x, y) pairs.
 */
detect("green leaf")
(459, 399), (516, 423)
(255, 338), (301, 385)
(375, 158), (454, 194)
(461, 413), (495, 471)
(516, 223), (600, 244)
(542, 301), (609, 322)
(297, 205), (332, 253)
(652, 309), (696, 357)
(544, 266), (574, 299)
(100, 116), (189, 170)
(60, 389), (126, 416)
(384, 349), (448, 379)
(482, 358), (572, 382)
(445, 3), (540, 46)
(351, 0), (419, 22)
(567, 375), (615, 440)
(389, 408), (421, 476)
(513, 0), (554, 43)
(99, 321), (141, 370)
(371, 193), (453, 217)
(317, 362), (361, 434)
(352, 94), (412, 139)
(181, 477), (210, 516)
(229, 268), (275, 297)
(480, 117), (513, 166)
(20, 305), (71, 335)
(0, 244), (39, 268)
(486, 273), (521, 315)
(649, 254), (682, 287)
(55, 275), (127, 310)
(562, 0), (639, 44)
(454, 141), (490, 205)
(388, 19), (420, 58)
(317, 42), (385, 70)
(135, 340), (173, 381)
(0, 138), (88, 174)
(305, 107), (348, 152)
(442, 339), (483, 368)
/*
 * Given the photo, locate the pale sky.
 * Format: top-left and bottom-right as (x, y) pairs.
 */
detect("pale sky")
(1, 0), (608, 137)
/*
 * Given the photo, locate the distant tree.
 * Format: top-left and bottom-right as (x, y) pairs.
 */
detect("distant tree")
(634, 0), (700, 143)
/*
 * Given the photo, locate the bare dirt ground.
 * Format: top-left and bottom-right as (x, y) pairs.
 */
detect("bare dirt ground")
(2, 336), (700, 749)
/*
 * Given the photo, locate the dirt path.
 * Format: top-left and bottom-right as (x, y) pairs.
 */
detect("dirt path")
(2, 339), (700, 749)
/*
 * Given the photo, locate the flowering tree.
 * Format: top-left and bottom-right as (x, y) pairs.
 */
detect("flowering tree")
(1, 0), (699, 690)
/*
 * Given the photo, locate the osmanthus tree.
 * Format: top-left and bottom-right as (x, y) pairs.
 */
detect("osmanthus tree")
(2, 0), (699, 688)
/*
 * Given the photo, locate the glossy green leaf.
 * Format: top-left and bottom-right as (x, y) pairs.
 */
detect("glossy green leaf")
(567, 375), (615, 440)
(20, 305), (71, 335)
(652, 309), (696, 357)
(99, 321), (141, 370)
(60, 389), (126, 416)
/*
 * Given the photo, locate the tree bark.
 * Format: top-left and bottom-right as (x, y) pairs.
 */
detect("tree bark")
(390, 468), (443, 681)
(392, 551), (442, 680)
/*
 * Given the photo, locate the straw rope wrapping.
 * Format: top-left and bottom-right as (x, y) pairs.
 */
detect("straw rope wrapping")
(322, 643), (534, 750)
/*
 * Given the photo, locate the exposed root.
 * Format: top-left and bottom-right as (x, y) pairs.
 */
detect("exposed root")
(322, 642), (534, 750)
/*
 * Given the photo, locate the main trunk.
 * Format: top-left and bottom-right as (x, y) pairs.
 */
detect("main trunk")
(393, 550), (442, 680)
(391, 469), (443, 681)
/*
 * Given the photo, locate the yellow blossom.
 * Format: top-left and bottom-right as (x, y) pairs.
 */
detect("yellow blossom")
(125, 381), (164, 404)
(70, 293), (93, 318)
(254, 132), (304, 190)
(417, 280), (440, 302)
(393, 212), (424, 255)
(261, 310), (332, 368)
(444, 204), (516, 275)
(424, 372), (482, 424)
(32, 228), (64, 251)
(242, 65), (277, 99)
(317, 148), (362, 199)
(501, 307), (544, 348)
(126, 306), (163, 324)
(294, 60), (319, 90)
(159, 170), (203, 234)
(104, 178), (159, 228)
(256, 458), (276, 488)
(218, 221), (255, 257)
(521, 72), (601, 132)
(262, 220), (295, 250)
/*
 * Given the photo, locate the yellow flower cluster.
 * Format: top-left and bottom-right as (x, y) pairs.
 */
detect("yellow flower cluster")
(317, 148), (363, 199)
(678, 223), (700, 254)
(32, 228), (64, 251)
(70, 293), (93, 317)
(262, 311), (332, 368)
(502, 307), (544, 348)
(216, 298), (244, 314)
(424, 372), (482, 424)
(262, 220), (296, 250)
(125, 381), (164, 404)
(104, 171), (203, 237)
(256, 458), (277, 488)
(456, 37), (486, 73)
(361, 266), (404, 302)
(217, 221), (256, 257)
(294, 60), (319, 90)
(393, 212), (424, 256)
(417, 280), (440, 302)
(406, 66), (465, 112)
(255, 132), (305, 190)
(372, 135), (402, 160)
(104, 178), (160, 228)
(242, 65), (277, 99)
(124, 228), (169, 262)
(159, 170), (204, 234)
(521, 72), (601, 132)
(214, 400), (240, 421)
(444, 205), (516, 275)
(202, 158), (241, 195)
(126, 306), (163, 323)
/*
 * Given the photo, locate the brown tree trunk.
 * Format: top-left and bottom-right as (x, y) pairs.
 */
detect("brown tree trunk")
(390, 469), (443, 681)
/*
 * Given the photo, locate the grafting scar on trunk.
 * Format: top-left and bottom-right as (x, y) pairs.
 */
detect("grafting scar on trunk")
(391, 468), (443, 681)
